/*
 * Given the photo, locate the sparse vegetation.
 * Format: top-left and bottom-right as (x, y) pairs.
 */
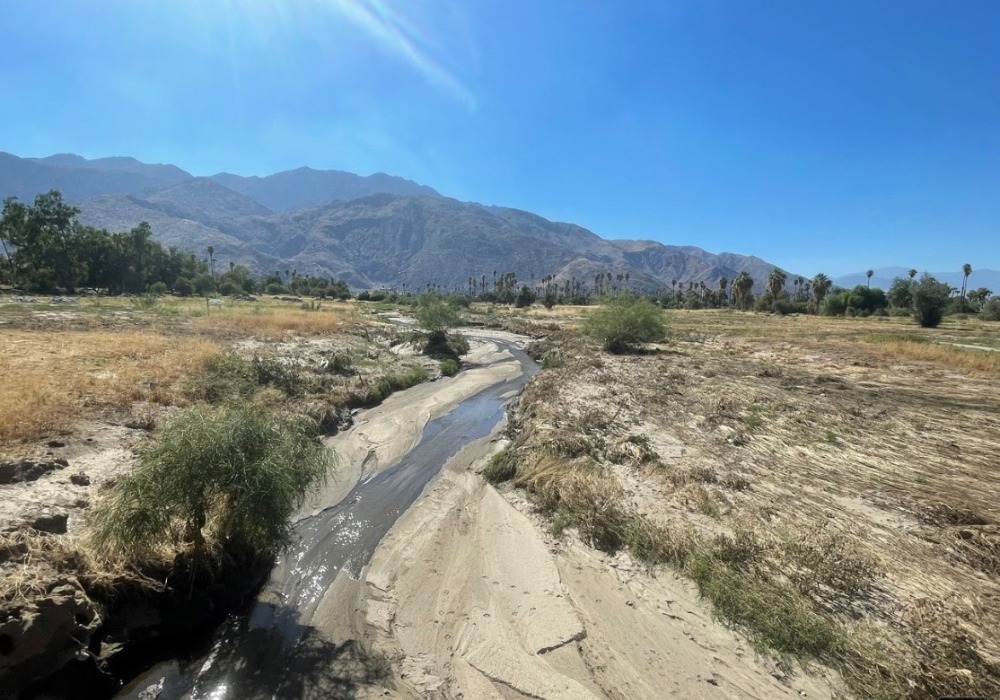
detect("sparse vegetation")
(494, 310), (1000, 698)
(89, 403), (331, 563)
(583, 295), (667, 352)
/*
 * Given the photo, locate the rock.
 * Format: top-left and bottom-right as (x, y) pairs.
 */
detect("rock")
(46, 440), (65, 448)
(0, 459), (68, 485)
(29, 513), (68, 535)
(0, 580), (101, 694)
(70, 473), (91, 487)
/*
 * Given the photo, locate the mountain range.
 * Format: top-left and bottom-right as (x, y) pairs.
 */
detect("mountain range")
(834, 267), (1000, 294)
(1, 151), (786, 291)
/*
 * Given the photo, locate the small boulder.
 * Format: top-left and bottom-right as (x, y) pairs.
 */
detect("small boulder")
(69, 473), (90, 487)
(29, 513), (68, 535)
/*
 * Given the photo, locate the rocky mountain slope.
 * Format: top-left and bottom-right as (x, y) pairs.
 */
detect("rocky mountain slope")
(5, 151), (787, 292)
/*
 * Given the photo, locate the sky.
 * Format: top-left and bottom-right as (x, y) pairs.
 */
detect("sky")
(1, 0), (998, 277)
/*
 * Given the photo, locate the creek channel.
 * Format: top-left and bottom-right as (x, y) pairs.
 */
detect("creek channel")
(114, 337), (536, 699)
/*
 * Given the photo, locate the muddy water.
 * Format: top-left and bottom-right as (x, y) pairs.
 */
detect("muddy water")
(115, 341), (535, 700)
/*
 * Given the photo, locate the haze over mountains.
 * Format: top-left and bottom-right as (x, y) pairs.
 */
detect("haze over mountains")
(1, 151), (787, 291)
(834, 268), (1000, 294)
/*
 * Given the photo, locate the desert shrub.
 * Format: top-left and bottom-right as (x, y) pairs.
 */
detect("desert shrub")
(173, 276), (194, 297)
(583, 296), (667, 353)
(130, 293), (159, 310)
(89, 404), (331, 562)
(687, 554), (842, 658)
(515, 285), (536, 308)
(481, 448), (518, 483)
(911, 274), (952, 328)
(265, 283), (286, 295)
(217, 280), (239, 296)
(323, 352), (354, 376)
(416, 296), (460, 332)
(356, 290), (371, 301)
(440, 358), (459, 376)
(541, 350), (566, 369)
(187, 353), (304, 402)
(982, 298), (1000, 322)
(353, 366), (429, 407)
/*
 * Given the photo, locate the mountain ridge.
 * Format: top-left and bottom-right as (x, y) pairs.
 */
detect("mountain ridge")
(4, 150), (791, 292)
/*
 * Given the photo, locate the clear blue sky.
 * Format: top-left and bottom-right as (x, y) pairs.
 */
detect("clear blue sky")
(2, 0), (998, 277)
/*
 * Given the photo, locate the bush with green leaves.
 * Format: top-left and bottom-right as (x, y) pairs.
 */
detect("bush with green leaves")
(982, 298), (1000, 322)
(583, 296), (667, 353)
(415, 295), (461, 332)
(89, 404), (332, 562)
(911, 274), (952, 328)
(440, 358), (459, 376)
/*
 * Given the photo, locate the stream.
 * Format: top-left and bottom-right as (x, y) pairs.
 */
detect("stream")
(114, 338), (535, 700)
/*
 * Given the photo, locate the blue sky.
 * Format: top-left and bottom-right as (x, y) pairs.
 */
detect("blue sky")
(1, 0), (998, 277)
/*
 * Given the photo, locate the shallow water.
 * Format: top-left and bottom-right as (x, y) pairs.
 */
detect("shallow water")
(115, 341), (535, 700)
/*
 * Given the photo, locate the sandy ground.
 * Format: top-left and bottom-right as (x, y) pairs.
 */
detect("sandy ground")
(354, 433), (837, 700)
(296, 332), (838, 699)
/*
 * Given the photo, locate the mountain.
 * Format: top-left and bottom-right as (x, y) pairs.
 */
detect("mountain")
(1, 152), (440, 212)
(6, 150), (789, 292)
(0, 152), (190, 201)
(834, 267), (1000, 293)
(78, 186), (785, 291)
(209, 167), (441, 212)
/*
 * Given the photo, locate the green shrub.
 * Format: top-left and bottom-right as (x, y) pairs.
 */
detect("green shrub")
(353, 366), (429, 407)
(130, 293), (159, 310)
(324, 352), (354, 376)
(416, 297), (461, 332)
(911, 274), (952, 328)
(481, 449), (517, 483)
(583, 296), (667, 353)
(187, 353), (304, 402)
(440, 358), (459, 376)
(147, 281), (168, 295)
(982, 298), (1000, 322)
(173, 276), (194, 297)
(89, 404), (331, 562)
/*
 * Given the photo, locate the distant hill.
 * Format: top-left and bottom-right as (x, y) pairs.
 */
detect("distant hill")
(6, 150), (791, 292)
(0, 152), (190, 201)
(834, 267), (1000, 293)
(1, 152), (441, 212)
(210, 167), (441, 212)
(79, 188), (788, 292)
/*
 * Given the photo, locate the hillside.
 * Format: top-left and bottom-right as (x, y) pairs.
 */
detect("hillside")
(6, 151), (789, 292)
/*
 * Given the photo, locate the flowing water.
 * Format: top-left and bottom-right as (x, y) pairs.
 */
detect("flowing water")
(114, 340), (535, 699)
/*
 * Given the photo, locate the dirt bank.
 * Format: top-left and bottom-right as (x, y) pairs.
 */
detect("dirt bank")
(356, 429), (838, 699)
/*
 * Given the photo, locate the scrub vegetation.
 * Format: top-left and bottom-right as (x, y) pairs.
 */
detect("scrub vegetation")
(490, 308), (1000, 699)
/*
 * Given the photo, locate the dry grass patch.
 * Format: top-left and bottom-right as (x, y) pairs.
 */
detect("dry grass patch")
(865, 337), (1000, 376)
(0, 329), (218, 446)
(191, 306), (355, 341)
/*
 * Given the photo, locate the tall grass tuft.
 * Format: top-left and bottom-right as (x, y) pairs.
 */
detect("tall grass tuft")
(89, 404), (332, 563)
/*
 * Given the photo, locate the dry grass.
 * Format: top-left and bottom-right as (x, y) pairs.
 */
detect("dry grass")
(0, 329), (218, 446)
(191, 305), (355, 340)
(502, 309), (1000, 698)
(868, 338), (1000, 376)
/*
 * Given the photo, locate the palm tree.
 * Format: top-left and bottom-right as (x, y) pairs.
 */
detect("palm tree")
(733, 272), (754, 310)
(961, 263), (972, 306)
(811, 273), (832, 310)
(767, 268), (787, 299)
(908, 268), (918, 280)
(865, 269), (874, 288)
(718, 277), (728, 307)
(206, 245), (215, 277)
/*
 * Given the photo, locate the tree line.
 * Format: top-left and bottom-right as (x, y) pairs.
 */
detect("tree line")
(0, 190), (350, 299)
